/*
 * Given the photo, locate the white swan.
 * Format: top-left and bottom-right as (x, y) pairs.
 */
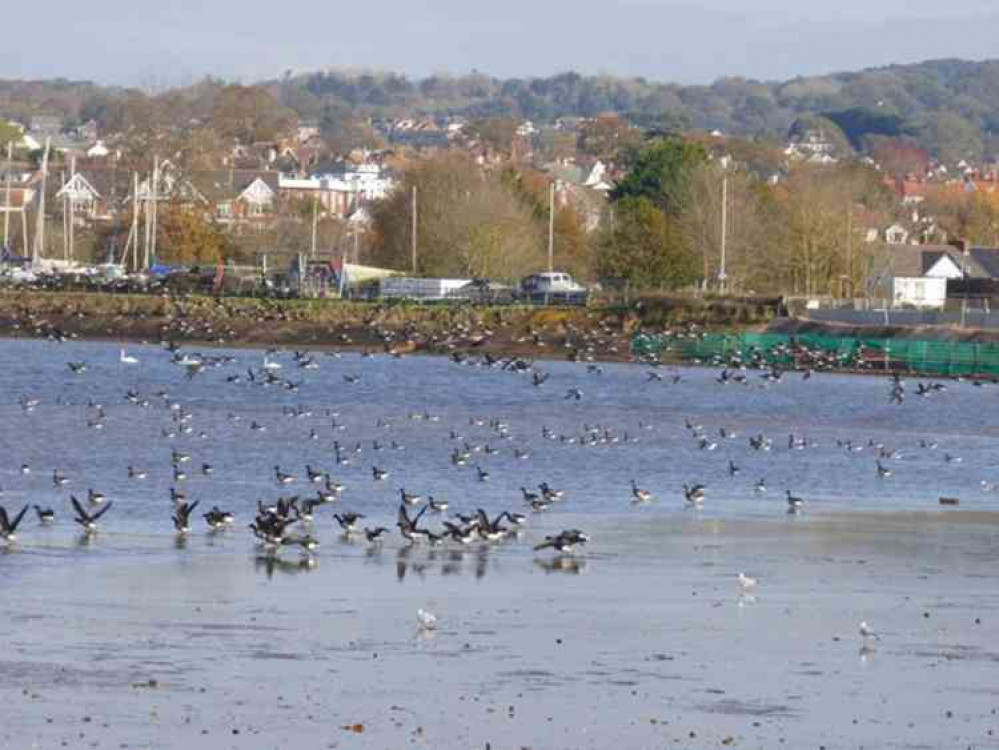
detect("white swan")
(119, 348), (138, 365)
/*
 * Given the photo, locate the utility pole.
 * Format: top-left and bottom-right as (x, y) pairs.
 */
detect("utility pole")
(845, 206), (853, 299)
(718, 175), (728, 293)
(3, 141), (12, 251)
(548, 180), (555, 273)
(411, 185), (417, 274)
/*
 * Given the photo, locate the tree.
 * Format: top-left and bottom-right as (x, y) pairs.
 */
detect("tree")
(578, 114), (641, 162)
(155, 202), (235, 265)
(864, 135), (930, 178)
(917, 112), (983, 165)
(369, 153), (544, 279)
(610, 138), (707, 216)
(320, 104), (384, 154)
(466, 117), (519, 154)
(594, 197), (697, 289)
(212, 85), (296, 144)
(0, 121), (20, 149)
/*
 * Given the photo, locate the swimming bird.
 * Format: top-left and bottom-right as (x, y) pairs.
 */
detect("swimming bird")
(67, 361), (88, 374)
(128, 465), (147, 480)
(372, 466), (389, 481)
(475, 466), (490, 482)
(786, 490), (805, 512)
(876, 460), (892, 478)
(683, 483), (706, 505)
(0, 505), (28, 542)
(630, 480), (653, 504)
(754, 478), (767, 494)
(428, 496), (449, 513)
(203, 506), (234, 530)
(71, 496), (112, 533)
(34, 505), (55, 524)
(87, 488), (106, 505)
(274, 466), (296, 485)
(737, 572), (757, 590)
(119, 348), (139, 365)
(534, 529), (589, 553)
(564, 388), (583, 401)
(400, 488), (422, 506)
(52, 470), (69, 488)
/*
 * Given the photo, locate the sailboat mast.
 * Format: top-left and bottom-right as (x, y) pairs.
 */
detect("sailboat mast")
(32, 138), (50, 267)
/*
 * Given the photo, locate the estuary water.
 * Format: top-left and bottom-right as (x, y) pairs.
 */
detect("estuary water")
(0, 338), (997, 749)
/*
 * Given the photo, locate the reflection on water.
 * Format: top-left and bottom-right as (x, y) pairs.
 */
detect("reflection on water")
(254, 553), (319, 578)
(534, 555), (587, 575)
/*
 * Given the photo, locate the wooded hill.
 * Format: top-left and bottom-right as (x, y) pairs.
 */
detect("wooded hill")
(2, 57), (998, 161)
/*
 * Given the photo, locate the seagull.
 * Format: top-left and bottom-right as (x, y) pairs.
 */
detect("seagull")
(859, 621), (880, 641)
(737, 572), (757, 590)
(416, 608), (438, 631)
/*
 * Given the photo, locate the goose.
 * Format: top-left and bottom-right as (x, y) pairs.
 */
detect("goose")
(400, 488), (422, 506)
(786, 490), (805, 512)
(274, 466), (296, 485)
(539, 482), (564, 502)
(630, 480), (653, 504)
(52, 470), (69, 488)
(728, 460), (740, 477)
(323, 475), (344, 496)
(372, 466), (389, 481)
(683, 484), (706, 504)
(169, 487), (188, 505)
(475, 466), (490, 482)
(521, 487), (542, 505)
(171, 450), (191, 464)
(534, 529), (589, 553)
(34, 505), (55, 524)
(119, 348), (139, 365)
(172, 501), (200, 534)
(876, 460), (892, 478)
(397, 503), (429, 541)
(364, 526), (389, 544)
(71, 496), (112, 533)
(499, 511), (527, 527)
(754, 478), (767, 494)
(67, 361), (88, 374)
(305, 465), (324, 484)
(0, 505), (28, 542)
(428, 496), (449, 513)
(87, 488), (106, 505)
(173, 466), (187, 482)
(19, 464), (30, 475)
(203, 506), (234, 530)
(333, 512), (365, 533)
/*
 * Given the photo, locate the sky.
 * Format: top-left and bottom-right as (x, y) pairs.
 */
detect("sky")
(2, 0), (998, 87)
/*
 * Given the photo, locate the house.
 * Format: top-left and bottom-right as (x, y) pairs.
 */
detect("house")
(87, 141), (111, 158)
(868, 243), (999, 308)
(885, 223), (910, 245)
(277, 163), (395, 218)
(56, 172), (107, 220)
(183, 170), (280, 222)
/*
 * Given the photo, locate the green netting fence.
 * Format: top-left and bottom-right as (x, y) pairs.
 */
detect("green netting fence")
(632, 332), (999, 376)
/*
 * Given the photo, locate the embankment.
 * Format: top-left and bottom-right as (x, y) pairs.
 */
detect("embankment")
(0, 290), (778, 361)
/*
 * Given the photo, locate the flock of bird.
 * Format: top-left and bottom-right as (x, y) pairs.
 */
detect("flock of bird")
(2, 327), (985, 643)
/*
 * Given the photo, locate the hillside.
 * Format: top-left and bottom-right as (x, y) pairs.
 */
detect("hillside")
(2, 57), (998, 159)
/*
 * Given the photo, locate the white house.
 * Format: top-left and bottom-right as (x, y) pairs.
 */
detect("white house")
(891, 276), (947, 308)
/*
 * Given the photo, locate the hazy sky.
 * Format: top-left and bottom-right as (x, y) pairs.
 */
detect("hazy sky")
(3, 0), (998, 86)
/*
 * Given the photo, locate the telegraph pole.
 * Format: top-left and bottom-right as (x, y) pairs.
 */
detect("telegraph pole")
(718, 175), (728, 293)
(411, 186), (417, 274)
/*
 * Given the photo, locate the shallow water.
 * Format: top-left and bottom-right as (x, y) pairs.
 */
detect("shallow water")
(1, 339), (998, 749)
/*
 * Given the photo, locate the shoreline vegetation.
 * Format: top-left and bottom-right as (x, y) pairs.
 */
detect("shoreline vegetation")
(4, 289), (999, 366)
(0, 290), (778, 362)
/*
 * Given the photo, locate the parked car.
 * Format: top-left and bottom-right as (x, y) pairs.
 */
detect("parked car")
(518, 272), (588, 306)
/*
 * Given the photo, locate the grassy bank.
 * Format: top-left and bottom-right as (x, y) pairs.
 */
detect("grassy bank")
(0, 289), (779, 360)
